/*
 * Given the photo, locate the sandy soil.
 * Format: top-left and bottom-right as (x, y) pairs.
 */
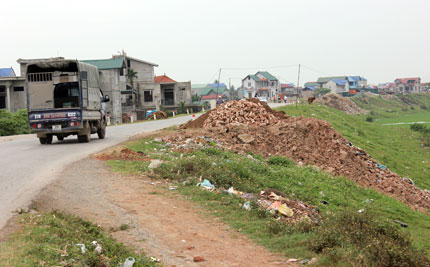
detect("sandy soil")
(34, 158), (295, 267)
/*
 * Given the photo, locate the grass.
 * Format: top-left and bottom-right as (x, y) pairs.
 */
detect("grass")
(0, 210), (156, 266)
(107, 141), (430, 265)
(276, 103), (430, 190)
(375, 112), (430, 127)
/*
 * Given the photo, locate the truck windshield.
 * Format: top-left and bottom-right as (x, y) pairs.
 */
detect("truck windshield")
(54, 82), (80, 108)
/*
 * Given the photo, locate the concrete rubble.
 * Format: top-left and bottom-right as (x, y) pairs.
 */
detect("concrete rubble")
(315, 93), (367, 115)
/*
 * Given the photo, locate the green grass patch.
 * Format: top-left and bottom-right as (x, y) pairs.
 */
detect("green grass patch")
(375, 112), (430, 127)
(0, 211), (156, 266)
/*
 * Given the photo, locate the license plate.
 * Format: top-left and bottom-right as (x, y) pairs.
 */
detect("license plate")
(52, 125), (62, 131)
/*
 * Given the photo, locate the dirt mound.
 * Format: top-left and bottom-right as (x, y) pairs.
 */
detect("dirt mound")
(147, 111), (168, 120)
(315, 94), (367, 115)
(183, 99), (287, 129)
(167, 117), (430, 212)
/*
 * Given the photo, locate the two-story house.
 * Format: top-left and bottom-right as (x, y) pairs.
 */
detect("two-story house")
(242, 71), (280, 99)
(0, 67), (26, 112)
(394, 78), (421, 94)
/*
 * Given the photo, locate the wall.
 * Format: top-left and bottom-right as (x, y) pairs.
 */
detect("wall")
(128, 59), (154, 83)
(138, 82), (161, 109)
(99, 69), (124, 124)
(174, 82), (192, 105)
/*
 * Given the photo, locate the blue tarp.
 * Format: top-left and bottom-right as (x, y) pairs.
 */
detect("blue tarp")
(0, 68), (14, 77)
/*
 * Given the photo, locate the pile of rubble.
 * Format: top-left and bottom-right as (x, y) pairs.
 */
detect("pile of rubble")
(184, 99), (287, 129)
(315, 93), (367, 115)
(169, 100), (430, 211)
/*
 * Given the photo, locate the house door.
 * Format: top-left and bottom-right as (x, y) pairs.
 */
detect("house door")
(164, 89), (174, 106)
(0, 86), (6, 109)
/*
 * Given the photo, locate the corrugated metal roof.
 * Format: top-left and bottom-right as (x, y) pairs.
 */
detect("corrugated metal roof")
(192, 84), (208, 89)
(199, 87), (226, 96)
(332, 79), (346, 86)
(0, 67), (15, 77)
(256, 71), (277, 81)
(317, 76), (347, 83)
(208, 83), (227, 88)
(81, 58), (125, 70)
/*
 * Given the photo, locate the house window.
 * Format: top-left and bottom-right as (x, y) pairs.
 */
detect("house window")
(127, 59), (131, 68)
(120, 68), (124, 76)
(248, 82), (251, 87)
(13, 87), (24, 92)
(144, 91), (153, 102)
(271, 81), (275, 86)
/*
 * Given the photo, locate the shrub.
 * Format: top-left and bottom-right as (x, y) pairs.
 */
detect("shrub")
(410, 123), (430, 146)
(0, 109), (30, 136)
(365, 116), (374, 122)
(267, 156), (295, 167)
(420, 104), (428, 110)
(308, 210), (430, 266)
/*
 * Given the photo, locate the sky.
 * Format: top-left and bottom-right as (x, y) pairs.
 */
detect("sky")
(2, 0), (430, 87)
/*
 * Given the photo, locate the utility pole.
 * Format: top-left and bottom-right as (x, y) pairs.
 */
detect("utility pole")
(216, 68), (222, 97)
(296, 64), (301, 107)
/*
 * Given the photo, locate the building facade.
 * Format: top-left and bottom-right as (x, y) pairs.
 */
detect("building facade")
(242, 71), (280, 99)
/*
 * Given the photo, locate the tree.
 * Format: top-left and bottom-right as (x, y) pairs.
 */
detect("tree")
(229, 85), (238, 100)
(127, 69), (138, 87)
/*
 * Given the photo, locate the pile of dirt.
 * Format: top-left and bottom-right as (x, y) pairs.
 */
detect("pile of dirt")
(315, 93), (367, 115)
(147, 111), (168, 120)
(168, 118), (430, 212)
(183, 98), (287, 129)
(94, 148), (149, 161)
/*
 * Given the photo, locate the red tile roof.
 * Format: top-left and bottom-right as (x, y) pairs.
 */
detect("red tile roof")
(201, 94), (224, 100)
(154, 74), (176, 83)
(395, 77), (420, 85)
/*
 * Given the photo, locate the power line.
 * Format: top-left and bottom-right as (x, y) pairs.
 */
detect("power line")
(301, 64), (333, 77)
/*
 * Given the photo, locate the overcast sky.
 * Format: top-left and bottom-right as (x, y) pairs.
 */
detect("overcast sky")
(2, 0), (429, 87)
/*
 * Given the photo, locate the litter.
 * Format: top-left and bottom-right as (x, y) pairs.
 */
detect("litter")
(169, 186), (178, 190)
(300, 259), (311, 264)
(91, 241), (97, 245)
(196, 179), (215, 191)
(358, 209), (365, 213)
(94, 245), (102, 254)
(278, 204), (294, 217)
(76, 243), (86, 253)
(243, 201), (251, 210)
(149, 257), (160, 263)
(268, 201), (281, 211)
(376, 163), (387, 170)
(193, 256), (205, 262)
(393, 220), (408, 228)
(123, 257), (136, 266)
(320, 200), (328, 205)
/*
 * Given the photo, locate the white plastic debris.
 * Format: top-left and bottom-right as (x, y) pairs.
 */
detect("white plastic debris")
(76, 243), (86, 253)
(123, 257), (135, 267)
(91, 241), (98, 245)
(94, 244), (102, 254)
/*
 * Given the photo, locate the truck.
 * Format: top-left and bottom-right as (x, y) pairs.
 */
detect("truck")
(25, 59), (109, 144)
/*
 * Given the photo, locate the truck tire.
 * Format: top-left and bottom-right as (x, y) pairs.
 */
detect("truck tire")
(57, 136), (64, 141)
(39, 135), (53, 144)
(78, 132), (91, 143)
(97, 121), (106, 139)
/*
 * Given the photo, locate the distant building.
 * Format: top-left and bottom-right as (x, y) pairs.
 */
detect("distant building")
(394, 77), (421, 94)
(325, 79), (349, 94)
(242, 71), (280, 99)
(199, 83), (228, 101)
(0, 67), (25, 112)
(280, 83), (296, 97)
(317, 76), (367, 95)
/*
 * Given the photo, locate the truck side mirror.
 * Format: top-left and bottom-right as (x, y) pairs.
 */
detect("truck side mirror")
(104, 95), (110, 102)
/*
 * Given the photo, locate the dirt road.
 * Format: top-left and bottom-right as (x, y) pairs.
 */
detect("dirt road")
(35, 158), (294, 266)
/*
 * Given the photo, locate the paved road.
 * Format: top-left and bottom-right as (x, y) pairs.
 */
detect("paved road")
(0, 102), (288, 230)
(0, 115), (196, 229)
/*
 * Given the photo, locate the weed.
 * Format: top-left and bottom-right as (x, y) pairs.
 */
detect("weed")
(119, 224), (130, 231)
(268, 156), (295, 167)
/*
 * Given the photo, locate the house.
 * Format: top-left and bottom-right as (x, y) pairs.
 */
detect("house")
(154, 74), (192, 108)
(199, 83), (229, 101)
(191, 84), (208, 96)
(316, 76), (347, 89)
(242, 71), (280, 99)
(347, 76), (367, 90)
(394, 77), (421, 94)
(82, 58), (126, 124)
(0, 67), (26, 112)
(280, 83), (297, 97)
(325, 79), (349, 94)
(420, 82), (430, 92)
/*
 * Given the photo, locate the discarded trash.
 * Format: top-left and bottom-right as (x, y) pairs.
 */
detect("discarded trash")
(376, 163), (387, 170)
(278, 204), (294, 217)
(91, 241), (98, 245)
(319, 191), (325, 197)
(393, 219), (408, 228)
(402, 177), (415, 185)
(123, 257), (136, 267)
(193, 256), (205, 262)
(76, 243), (86, 253)
(300, 259), (311, 264)
(94, 244), (102, 254)
(149, 257), (160, 263)
(169, 186), (178, 190)
(148, 159), (163, 169)
(320, 200), (328, 205)
(287, 258), (298, 262)
(358, 209), (365, 213)
(268, 192), (281, 200)
(364, 199), (373, 203)
(196, 179), (215, 191)
(268, 201), (281, 211)
(243, 201), (251, 210)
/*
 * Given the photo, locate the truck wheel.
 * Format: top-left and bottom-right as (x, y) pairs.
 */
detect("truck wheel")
(39, 137), (47, 144)
(78, 132), (91, 143)
(97, 123), (106, 139)
(45, 135), (53, 144)
(57, 136), (64, 141)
